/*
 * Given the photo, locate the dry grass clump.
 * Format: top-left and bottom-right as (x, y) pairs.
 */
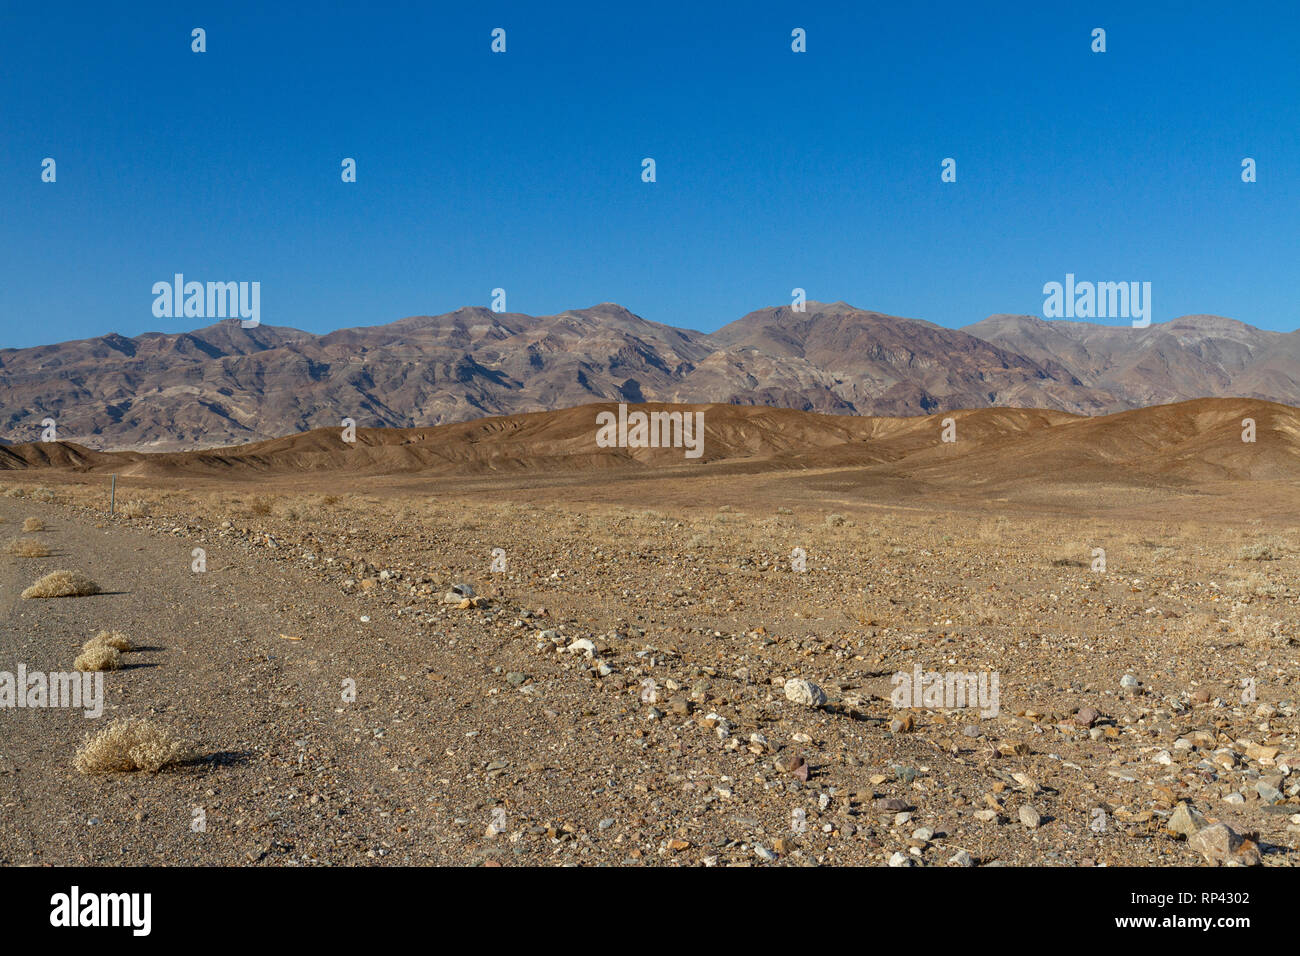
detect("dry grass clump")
(88, 629), (132, 651)
(1239, 539), (1282, 561)
(1228, 603), (1285, 646)
(6, 537), (50, 557)
(21, 569), (101, 599)
(120, 498), (150, 518)
(1227, 572), (1287, 598)
(74, 644), (121, 672)
(73, 718), (189, 774)
(22, 517), (44, 532)
(74, 629), (132, 669)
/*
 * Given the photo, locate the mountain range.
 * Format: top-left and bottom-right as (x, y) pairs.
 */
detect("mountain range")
(2, 302), (1298, 450)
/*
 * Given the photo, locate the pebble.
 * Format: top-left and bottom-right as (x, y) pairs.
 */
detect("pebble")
(888, 851), (914, 867)
(1018, 805), (1042, 829)
(948, 850), (974, 867)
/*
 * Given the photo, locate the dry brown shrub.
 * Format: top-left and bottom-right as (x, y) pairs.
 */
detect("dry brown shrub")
(88, 629), (132, 651)
(21, 570), (101, 599)
(73, 718), (189, 774)
(74, 644), (120, 672)
(120, 499), (150, 518)
(6, 537), (50, 557)
(22, 517), (43, 532)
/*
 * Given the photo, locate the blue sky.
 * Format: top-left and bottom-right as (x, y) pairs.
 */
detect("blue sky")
(2, 1), (1297, 348)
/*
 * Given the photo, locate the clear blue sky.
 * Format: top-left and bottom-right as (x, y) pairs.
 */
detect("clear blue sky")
(2, 0), (1297, 348)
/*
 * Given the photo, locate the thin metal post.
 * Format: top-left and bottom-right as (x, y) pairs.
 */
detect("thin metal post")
(110, 474), (116, 515)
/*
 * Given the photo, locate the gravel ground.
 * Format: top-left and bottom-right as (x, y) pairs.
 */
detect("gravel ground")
(1, 474), (1297, 867)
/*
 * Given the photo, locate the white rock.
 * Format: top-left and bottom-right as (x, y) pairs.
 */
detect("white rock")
(784, 679), (827, 707)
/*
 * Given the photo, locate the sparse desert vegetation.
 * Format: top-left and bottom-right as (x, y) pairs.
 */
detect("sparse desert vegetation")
(119, 498), (150, 518)
(22, 517), (43, 532)
(6, 537), (50, 557)
(87, 629), (132, 651)
(73, 642), (121, 672)
(21, 569), (101, 599)
(73, 718), (188, 774)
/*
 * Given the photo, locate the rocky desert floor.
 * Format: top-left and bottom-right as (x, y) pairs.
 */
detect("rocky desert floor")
(1, 464), (1298, 867)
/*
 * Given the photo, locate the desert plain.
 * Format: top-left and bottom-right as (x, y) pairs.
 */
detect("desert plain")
(0, 397), (1297, 866)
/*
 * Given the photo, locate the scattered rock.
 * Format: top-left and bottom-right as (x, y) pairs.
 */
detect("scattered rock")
(566, 638), (597, 658)
(1189, 823), (1260, 866)
(1074, 706), (1100, 728)
(784, 679), (827, 707)
(1167, 802), (1209, 839)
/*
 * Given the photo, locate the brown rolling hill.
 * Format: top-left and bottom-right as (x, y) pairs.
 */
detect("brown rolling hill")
(3, 398), (1296, 487)
(3, 302), (1299, 451)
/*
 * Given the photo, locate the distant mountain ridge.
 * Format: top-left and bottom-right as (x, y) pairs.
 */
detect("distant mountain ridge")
(1, 302), (1297, 450)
